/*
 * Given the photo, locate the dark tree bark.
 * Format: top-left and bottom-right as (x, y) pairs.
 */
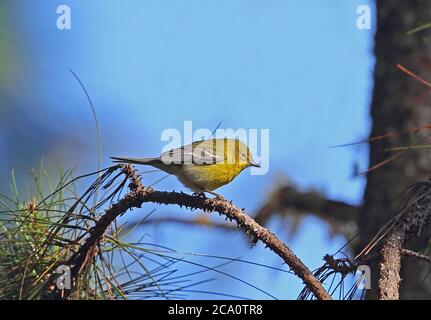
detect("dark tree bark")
(358, 0), (431, 299)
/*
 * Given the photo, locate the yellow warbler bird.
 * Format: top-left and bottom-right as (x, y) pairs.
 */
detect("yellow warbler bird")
(111, 138), (260, 198)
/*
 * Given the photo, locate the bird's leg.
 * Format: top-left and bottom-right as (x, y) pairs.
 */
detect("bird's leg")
(205, 190), (225, 200)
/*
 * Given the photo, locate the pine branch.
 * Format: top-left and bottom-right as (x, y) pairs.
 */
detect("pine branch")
(378, 181), (431, 300)
(59, 165), (332, 300)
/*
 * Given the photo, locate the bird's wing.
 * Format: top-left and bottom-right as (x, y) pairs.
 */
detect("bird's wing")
(160, 140), (224, 165)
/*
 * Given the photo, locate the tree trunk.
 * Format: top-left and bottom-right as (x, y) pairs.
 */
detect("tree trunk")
(358, 0), (431, 299)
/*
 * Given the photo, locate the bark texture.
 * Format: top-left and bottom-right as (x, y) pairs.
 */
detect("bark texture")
(358, 0), (431, 299)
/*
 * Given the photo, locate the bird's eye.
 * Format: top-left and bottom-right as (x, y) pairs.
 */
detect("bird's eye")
(241, 152), (247, 160)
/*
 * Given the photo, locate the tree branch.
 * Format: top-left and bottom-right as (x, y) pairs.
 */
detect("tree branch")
(66, 165), (332, 300)
(378, 182), (431, 300)
(255, 184), (359, 237)
(402, 249), (431, 264)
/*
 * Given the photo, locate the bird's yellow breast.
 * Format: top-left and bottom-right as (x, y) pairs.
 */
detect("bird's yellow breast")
(179, 163), (248, 191)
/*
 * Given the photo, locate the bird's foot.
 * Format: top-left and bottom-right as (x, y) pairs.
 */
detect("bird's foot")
(192, 191), (225, 200)
(192, 192), (208, 198)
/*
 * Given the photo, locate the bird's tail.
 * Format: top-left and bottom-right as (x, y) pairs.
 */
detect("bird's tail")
(111, 156), (159, 165)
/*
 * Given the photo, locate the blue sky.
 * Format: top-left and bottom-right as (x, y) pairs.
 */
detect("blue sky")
(3, 0), (375, 299)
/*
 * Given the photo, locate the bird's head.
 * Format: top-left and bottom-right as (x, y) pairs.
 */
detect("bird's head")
(230, 139), (260, 168)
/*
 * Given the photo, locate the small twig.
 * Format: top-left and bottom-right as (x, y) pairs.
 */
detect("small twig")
(402, 249), (431, 264)
(298, 253), (377, 300)
(128, 216), (238, 231)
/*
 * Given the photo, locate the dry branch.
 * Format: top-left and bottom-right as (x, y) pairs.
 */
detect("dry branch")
(63, 165), (332, 300)
(378, 182), (431, 300)
(402, 249), (431, 264)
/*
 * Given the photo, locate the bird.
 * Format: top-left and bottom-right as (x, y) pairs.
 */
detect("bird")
(111, 138), (260, 198)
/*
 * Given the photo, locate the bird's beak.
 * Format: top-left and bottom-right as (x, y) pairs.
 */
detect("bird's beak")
(250, 161), (261, 168)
